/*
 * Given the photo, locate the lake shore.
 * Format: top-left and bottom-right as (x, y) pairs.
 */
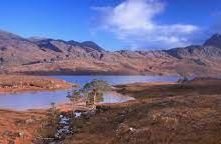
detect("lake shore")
(1, 78), (221, 143)
(0, 75), (76, 93)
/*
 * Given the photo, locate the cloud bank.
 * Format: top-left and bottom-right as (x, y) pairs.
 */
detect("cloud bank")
(93, 0), (200, 50)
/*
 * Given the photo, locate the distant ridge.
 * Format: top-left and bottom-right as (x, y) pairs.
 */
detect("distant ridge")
(0, 29), (221, 77)
(204, 34), (221, 48)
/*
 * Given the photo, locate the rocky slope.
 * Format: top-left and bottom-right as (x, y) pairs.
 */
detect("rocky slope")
(0, 29), (221, 77)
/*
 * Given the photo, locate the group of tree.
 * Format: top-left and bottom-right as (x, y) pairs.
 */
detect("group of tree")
(68, 79), (112, 110)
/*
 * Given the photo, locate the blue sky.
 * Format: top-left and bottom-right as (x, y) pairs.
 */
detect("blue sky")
(0, 0), (220, 51)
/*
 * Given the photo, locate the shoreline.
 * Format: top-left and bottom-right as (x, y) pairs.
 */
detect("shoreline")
(0, 89), (136, 112)
(0, 75), (76, 93)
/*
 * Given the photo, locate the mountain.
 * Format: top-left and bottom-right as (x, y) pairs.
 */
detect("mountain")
(0, 30), (54, 66)
(0, 29), (221, 77)
(204, 34), (221, 48)
(80, 41), (104, 52)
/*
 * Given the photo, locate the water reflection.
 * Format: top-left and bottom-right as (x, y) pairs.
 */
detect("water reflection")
(101, 91), (135, 104)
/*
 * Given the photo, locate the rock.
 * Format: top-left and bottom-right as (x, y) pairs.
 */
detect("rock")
(116, 123), (134, 137)
(129, 127), (136, 132)
(18, 131), (25, 137)
(25, 118), (35, 124)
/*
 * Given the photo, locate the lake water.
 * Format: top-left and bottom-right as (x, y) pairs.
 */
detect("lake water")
(0, 75), (180, 110)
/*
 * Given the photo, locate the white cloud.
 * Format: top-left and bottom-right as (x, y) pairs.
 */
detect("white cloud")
(93, 0), (200, 49)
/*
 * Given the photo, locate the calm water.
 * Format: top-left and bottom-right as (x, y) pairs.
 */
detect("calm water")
(0, 75), (179, 110)
(51, 75), (179, 86)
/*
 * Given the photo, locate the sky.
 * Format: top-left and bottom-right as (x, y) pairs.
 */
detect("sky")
(0, 0), (220, 51)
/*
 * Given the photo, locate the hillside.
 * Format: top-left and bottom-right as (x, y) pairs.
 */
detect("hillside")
(0, 29), (221, 77)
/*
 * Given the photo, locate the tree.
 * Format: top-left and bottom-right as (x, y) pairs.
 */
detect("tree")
(176, 68), (189, 84)
(37, 102), (60, 141)
(68, 80), (111, 111)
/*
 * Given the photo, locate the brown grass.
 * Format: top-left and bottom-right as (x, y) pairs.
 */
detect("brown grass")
(0, 75), (75, 93)
(0, 109), (46, 144)
(62, 78), (221, 144)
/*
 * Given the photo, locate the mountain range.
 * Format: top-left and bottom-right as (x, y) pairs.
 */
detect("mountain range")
(0, 29), (221, 77)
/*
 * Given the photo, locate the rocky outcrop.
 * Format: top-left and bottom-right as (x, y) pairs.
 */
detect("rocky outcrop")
(80, 41), (104, 52)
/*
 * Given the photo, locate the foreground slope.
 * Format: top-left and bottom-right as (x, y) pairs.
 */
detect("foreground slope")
(62, 78), (221, 144)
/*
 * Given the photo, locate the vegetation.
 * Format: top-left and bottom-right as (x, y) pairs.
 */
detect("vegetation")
(68, 80), (112, 110)
(36, 102), (60, 143)
(62, 79), (221, 144)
